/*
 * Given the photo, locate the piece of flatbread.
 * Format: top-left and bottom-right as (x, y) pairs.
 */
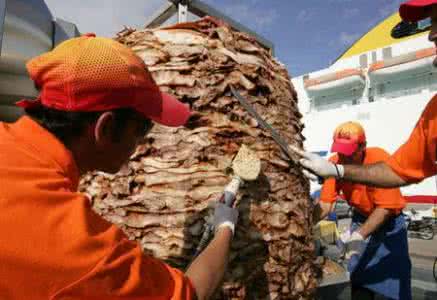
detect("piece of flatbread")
(232, 144), (261, 181)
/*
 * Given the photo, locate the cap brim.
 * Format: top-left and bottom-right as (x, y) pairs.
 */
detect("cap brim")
(400, 0), (434, 22)
(16, 98), (43, 109)
(140, 91), (191, 127)
(331, 141), (358, 156)
(18, 92), (191, 127)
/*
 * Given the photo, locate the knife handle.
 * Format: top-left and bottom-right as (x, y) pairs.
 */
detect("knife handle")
(286, 145), (324, 184)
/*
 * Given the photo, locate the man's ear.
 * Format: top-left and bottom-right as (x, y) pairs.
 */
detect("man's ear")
(94, 111), (115, 148)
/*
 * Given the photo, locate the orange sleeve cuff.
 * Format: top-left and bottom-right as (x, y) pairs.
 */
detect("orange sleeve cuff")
(385, 99), (437, 183)
(163, 264), (197, 300)
(387, 146), (437, 183)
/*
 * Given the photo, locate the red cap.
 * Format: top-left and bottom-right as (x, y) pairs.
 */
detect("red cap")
(331, 121), (366, 156)
(16, 33), (191, 127)
(399, 0), (437, 22)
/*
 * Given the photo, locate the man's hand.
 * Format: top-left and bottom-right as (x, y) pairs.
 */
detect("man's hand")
(297, 151), (344, 180)
(337, 230), (367, 273)
(338, 230), (366, 258)
(344, 231), (366, 259)
(213, 202), (239, 236)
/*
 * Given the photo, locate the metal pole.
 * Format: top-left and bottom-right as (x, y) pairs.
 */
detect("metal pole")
(178, 1), (188, 23)
(0, 0), (6, 55)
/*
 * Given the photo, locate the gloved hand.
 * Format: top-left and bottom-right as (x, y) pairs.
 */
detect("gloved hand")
(298, 151), (344, 181)
(213, 202), (239, 236)
(337, 230), (367, 273)
(344, 231), (366, 259)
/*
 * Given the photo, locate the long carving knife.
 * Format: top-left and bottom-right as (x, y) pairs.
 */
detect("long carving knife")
(230, 85), (323, 183)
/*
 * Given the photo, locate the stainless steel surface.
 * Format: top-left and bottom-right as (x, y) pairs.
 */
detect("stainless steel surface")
(319, 272), (350, 288)
(53, 18), (80, 47)
(316, 272), (351, 300)
(0, 0), (79, 122)
(1, 0), (53, 74)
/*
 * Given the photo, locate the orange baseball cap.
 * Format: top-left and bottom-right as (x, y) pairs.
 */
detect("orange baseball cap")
(331, 121), (366, 156)
(16, 33), (190, 127)
(400, 0), (437, 22)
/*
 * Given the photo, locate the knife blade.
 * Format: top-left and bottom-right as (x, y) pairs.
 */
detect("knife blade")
(230, 86), (299, 162)
(230, 85), (323, 183)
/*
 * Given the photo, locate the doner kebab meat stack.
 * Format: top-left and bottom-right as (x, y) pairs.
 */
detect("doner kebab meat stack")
(80, 17), (319, 299)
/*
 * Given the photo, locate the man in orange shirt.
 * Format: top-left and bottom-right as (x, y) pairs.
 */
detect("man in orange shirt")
(313, 122), (411, 300)
(0, 34), (239, 299)
(299, 1), (437, 188)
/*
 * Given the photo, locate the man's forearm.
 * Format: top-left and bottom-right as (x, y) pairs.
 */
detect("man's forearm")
(298, 150), (408, 187)
(343, 162), (407, 188)
(186, 228), (232, 300)
(357, 208), (394, 239)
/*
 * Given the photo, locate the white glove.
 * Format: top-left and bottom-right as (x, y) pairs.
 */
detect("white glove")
(336, 229), (352, 253)
(213, 202), (239, 236)
(345, 231), (366, 259)
(336, 229), (367, 273)
(298, 151), (344, 181)
(337, 230), (366, 255)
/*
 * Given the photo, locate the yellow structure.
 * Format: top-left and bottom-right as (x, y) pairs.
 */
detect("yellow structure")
(338, 13), (428, 60)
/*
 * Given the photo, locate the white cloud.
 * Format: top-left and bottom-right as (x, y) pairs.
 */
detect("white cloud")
(363, 0), (403, 34)
(258, 9), (279, 27)
(221, 2), (278, 30)
(296, 9), (313, 23)
(378, 0), (404, 17)
(343, 8), (359, 19)
(44, 0), (277, 42)
(339, 32), (360, 46)
(44, 0), (166, 37)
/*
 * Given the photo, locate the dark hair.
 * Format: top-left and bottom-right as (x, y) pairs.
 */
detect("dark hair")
(25, 106), (140, 146)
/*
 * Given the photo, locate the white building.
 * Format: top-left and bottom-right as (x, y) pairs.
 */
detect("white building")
(293, 13), (437, 202)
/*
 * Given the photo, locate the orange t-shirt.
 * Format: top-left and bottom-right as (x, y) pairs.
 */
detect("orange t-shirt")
(387, 94), (437, 183)
(0, 116), (195, 300)
(320, 147), (406, 216)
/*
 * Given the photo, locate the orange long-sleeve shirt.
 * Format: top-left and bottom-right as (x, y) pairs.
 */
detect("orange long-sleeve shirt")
(0, 116), (195, 299)
(387, 94), (437, 182)
(320, 147), (406, 216)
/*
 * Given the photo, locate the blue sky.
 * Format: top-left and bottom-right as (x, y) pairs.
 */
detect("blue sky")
(44, 0), (405, 77)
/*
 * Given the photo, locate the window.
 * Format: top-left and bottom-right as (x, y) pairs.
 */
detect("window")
(391, 19), (430, 39)
(382, 47), (392, 60)
(373, 72), (437, 99)
(311, 89), (362, 111)
(359, 54), (368, 68)
(418, 18), (431, 31)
